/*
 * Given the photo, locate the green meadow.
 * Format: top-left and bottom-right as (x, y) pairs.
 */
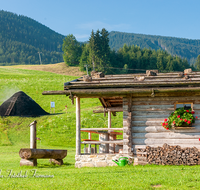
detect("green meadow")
(1, 66), (200, 189)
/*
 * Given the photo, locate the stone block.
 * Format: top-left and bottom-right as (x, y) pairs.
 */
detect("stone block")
(107, 160), (117, 166)
(106, 156), (114, 160)
(184, 68), (192, 74)
(95, 161), (108, 167)
(97, 155), (106, 160)
(75, 162), (81, 168)
(87, 158), (92, 162)
(81, 162), (95, 167)
(75, 156), (81, 161)
(108, 163), (118, 167)
(89, 155), (97, 158)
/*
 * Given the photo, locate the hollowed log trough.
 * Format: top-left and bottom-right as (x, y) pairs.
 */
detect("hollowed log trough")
(19, 148), (67, 166)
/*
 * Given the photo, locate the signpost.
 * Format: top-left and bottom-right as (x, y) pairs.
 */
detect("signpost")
(50, 101), (55, 113)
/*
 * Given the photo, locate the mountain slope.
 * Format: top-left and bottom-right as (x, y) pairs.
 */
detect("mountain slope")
(0, 10), (65, 65)
(109, 31), (200, 64)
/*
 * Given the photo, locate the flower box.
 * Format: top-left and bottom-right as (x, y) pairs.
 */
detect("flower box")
(172, 123), (194, 130)
(161, 107), (196, 130)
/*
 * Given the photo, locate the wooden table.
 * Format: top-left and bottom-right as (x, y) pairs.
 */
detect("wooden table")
(81, 129), (123, 153)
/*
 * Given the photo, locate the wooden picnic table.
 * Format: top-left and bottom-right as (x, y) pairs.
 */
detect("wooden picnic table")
(81, 129), (123, 153)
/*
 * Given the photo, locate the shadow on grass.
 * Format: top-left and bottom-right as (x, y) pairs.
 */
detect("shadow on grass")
(37, 162), (73, 168)
(47, 112), (64, 116)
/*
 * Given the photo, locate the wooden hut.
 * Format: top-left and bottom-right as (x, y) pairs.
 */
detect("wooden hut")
(43, 69), (200, 167)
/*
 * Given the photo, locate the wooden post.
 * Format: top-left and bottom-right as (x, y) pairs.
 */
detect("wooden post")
(108, 110), (115, 153)
(123, 96), (133, 155)
(88, 132), (91, 153)
(76, 97), (81, 155)
(108, 110), (111, 130)
(109, 135), (115, 153)
(20, 121), (37, 166)
(99, 133), (109, 153)
(30, 121), (37, 149)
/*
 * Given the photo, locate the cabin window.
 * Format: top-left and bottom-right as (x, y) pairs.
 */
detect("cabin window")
(174, 101), (193, 111)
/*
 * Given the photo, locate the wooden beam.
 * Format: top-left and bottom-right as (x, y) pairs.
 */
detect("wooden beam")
(42, 87), (200, 98)
(98, 98), (105, 108)
(100, 98), (108, 107)
(64, 81), (200, 89)
(64, 78), (82, 86)
(81, 140), (123, 144)
(76, 97), (81, 155)
(81, 128), (123, 131)
(19, 149), (67, 159)
(93, 107), (123, 113)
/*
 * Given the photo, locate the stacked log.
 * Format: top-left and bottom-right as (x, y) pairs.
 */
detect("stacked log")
(137, 144), (200, 165)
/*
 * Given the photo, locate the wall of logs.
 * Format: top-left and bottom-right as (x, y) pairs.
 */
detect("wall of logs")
(128, 96), (200, 165)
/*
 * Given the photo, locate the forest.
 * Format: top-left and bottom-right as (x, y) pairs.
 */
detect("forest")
(0, 10), (64, 65)
(109, 31), (200, 65)
(63, 29), (194, 75)
(1, 10), (200, 69)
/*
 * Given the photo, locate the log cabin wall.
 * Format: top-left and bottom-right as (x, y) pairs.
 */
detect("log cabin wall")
(123, 96), (200, 163)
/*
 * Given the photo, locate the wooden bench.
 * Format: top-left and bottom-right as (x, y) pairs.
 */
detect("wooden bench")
(19, 148), (67, 166)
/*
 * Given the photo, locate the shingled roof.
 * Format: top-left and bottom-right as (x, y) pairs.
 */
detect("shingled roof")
(42, 69), (200, 113)
(43, 69), (200, 96)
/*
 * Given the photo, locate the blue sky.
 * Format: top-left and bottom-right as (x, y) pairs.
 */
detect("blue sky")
(1, 0), (200, 41)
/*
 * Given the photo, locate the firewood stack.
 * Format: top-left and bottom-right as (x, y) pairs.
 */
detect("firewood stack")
(137, 144), (200, 165)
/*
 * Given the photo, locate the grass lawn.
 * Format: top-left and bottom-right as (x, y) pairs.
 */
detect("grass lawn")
(1, 65), (200, 189)
(1, 144), (200, 189)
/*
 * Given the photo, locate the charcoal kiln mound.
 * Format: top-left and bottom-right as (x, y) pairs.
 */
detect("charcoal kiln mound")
(0, 91), (49, 117)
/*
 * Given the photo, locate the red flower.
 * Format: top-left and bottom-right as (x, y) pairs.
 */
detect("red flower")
(165, 123), (168, 125)
(196, 116), (198, 119)
(187, 121), (191, 124)
(173, 121), (176, 124)
(180, 118), (183, 121)
(162, 123), (165, 126)
(199, 138), (200, 141)
(164, 119), (168, 122)
(166, 128), (169, 130)
(186, 110), (189, 113)
(191, 111), (195, 114)
(184, 119), (187, 122)
(177, 115), (180, 118)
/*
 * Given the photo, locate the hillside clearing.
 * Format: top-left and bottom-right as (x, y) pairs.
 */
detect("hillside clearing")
(1, 66), (200, 189)
(0, 62), (85, 76)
